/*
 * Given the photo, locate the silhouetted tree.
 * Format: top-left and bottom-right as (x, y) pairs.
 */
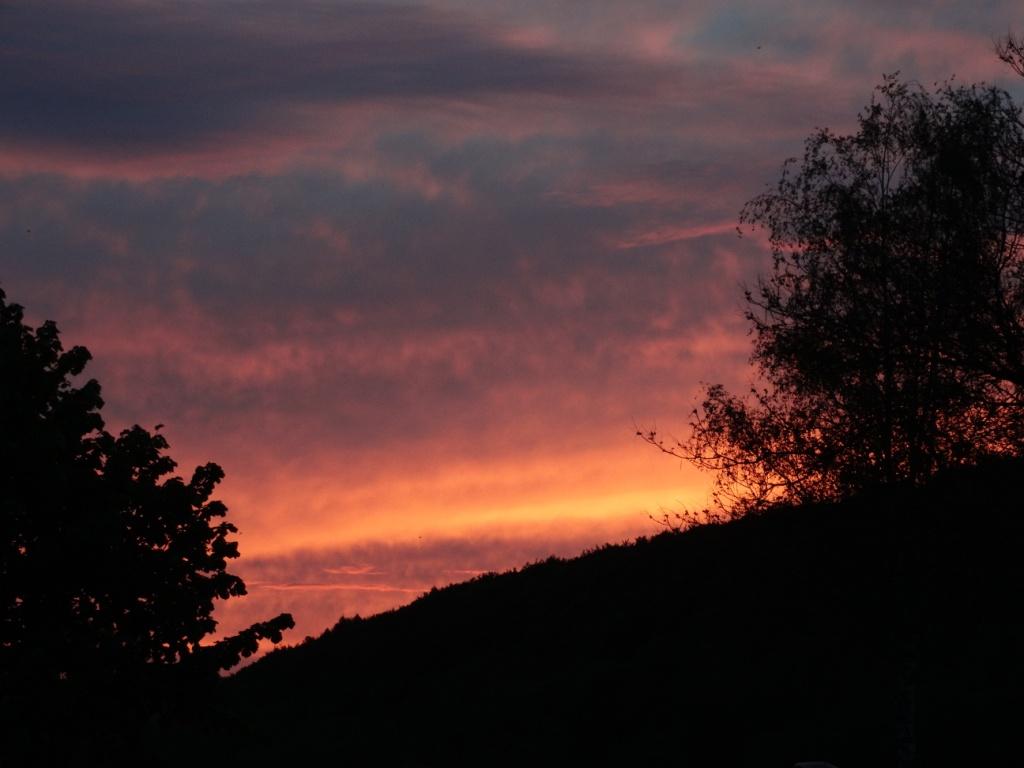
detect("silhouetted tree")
(996, 33), (1024, 77)
(642, 76), (1024, 512)
(0, 288), (293, 695)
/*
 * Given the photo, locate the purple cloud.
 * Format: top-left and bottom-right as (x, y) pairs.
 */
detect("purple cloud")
(0, 1), (677, 158)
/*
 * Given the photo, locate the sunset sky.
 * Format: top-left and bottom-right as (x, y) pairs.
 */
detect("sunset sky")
(4, 1), (1023, 649)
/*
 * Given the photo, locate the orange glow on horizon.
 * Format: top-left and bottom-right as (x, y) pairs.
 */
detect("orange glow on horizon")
(206, 438), (714, 650)
(219, 439), (713, 556)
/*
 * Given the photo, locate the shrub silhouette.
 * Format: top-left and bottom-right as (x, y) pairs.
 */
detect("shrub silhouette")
(643, 75), (1024, 512)
(0, 288), (292, 723)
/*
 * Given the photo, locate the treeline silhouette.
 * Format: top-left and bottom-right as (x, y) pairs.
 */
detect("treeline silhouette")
(175, 458), (1023, 768)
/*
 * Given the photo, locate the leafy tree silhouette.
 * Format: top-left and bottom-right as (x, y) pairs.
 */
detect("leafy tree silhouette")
(642, 75), (1024, 513)
(0, 288), (293, 697)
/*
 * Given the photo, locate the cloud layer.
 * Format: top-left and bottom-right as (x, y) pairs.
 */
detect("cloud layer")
(4, 0), (1022, 652)
(1, 0), (679, 167)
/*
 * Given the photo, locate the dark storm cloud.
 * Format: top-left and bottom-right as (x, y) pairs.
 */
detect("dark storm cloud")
(0, 0), (669, 156)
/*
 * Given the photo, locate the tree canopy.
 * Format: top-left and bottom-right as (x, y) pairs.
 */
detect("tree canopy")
(0, 288), (293, 693)
(642, 75), (1024, 512)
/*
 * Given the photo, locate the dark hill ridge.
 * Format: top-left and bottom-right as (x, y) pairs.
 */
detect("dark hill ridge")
(203, 458), (1024, 767)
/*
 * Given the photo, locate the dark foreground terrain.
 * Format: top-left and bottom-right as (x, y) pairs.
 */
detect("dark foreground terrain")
(181, 458), (1022, 767)
(27, 459), (1024, 766)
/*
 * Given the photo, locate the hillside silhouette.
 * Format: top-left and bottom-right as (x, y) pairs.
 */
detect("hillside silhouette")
(160, 457), (1024, 767)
